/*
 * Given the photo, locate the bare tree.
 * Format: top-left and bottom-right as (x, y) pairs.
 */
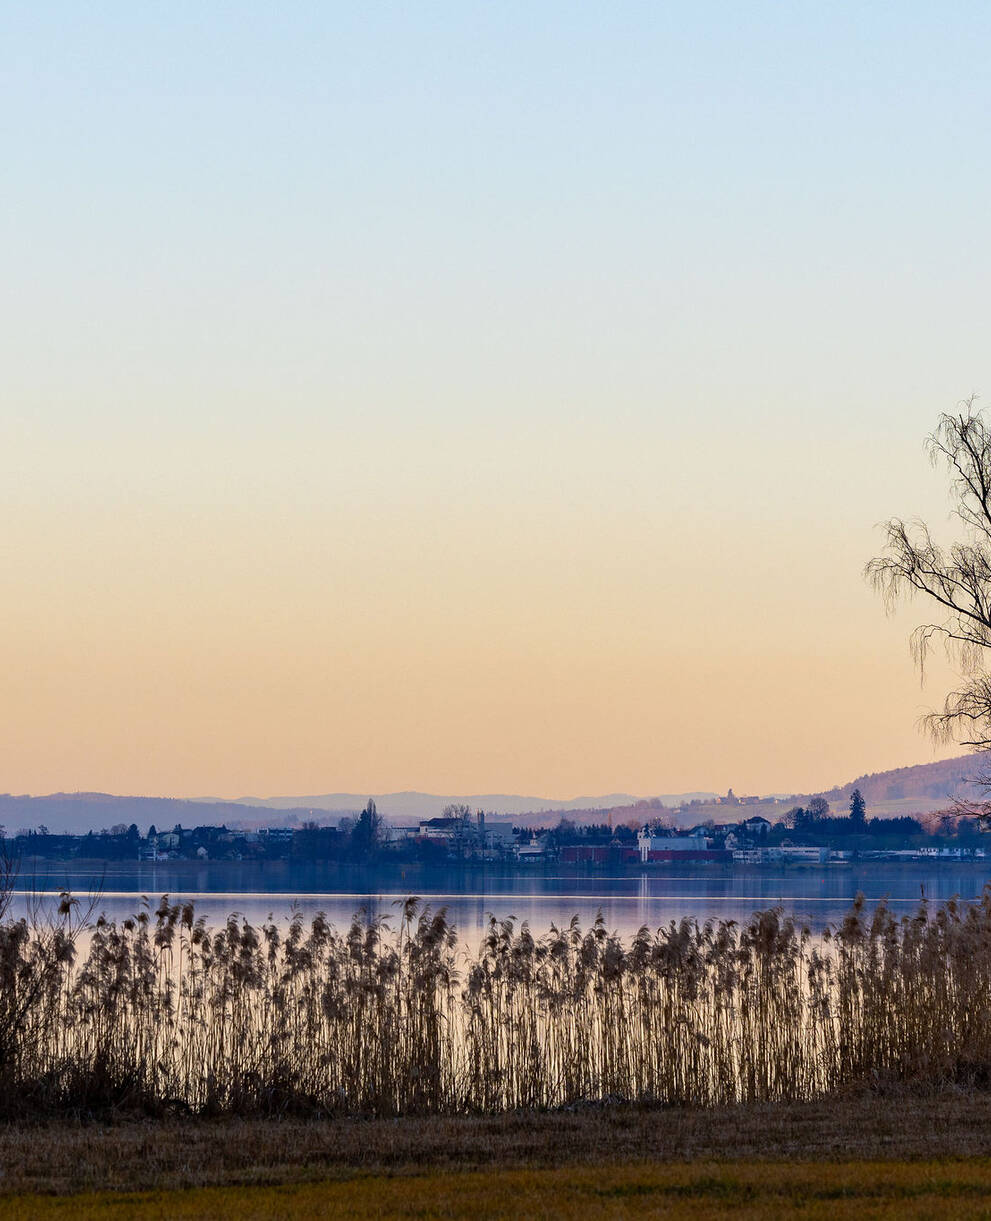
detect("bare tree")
(806, 797), (830, 822)
(442, 803), (473, 857)
(867, 400), (991, 751)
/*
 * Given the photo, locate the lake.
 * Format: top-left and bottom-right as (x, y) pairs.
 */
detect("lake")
(10, 859), (991, 940)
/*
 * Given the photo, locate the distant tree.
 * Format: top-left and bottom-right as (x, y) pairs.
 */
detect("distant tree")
(351, 799), (382, 858)
(806, 797), (830, 822)
(549, 818), (580, 846)
(442, 803), (473, 856)
(442, 803), (472, 823)
(784, 800), (828, 833)
(920, 810), (958, 838)
(869, 814), (924, 838)
(849, 789), (867, 829)
(958, 813), (982, 841)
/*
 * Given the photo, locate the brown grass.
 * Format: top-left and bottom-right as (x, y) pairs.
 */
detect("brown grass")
(0, 1092), (991, 1197)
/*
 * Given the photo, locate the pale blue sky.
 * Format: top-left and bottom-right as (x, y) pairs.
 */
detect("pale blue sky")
(1, 4), (988, 796)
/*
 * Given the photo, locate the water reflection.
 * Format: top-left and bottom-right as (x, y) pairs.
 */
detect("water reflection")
(10, 860), (991, 938)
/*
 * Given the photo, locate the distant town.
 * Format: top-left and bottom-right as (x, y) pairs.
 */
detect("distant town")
(6, 787), (990, 869)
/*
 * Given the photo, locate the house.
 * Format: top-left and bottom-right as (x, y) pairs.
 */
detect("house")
(560, 844), (611, 866)
(417, 817), (465, 842)
(560, 842), (640, 866)
(779, 846), (829, 863)
(644, 848), (732, 864)
(733, 846), (786, 864)
(742, 816), (772, 837)
(480, 822), (515, 850)
(382, 824), (419, 844)
(515, 840), (547, 862)
(635, 828), (730, 863)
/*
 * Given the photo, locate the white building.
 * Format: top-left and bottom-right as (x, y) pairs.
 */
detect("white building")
(637, 829), (711, 863)
(516, 841), (546, 862)
(779, 846), (829, 863)
(742, 816), (772, 837)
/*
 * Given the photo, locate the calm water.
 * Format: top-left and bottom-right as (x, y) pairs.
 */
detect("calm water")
(10, 859), (991, 940)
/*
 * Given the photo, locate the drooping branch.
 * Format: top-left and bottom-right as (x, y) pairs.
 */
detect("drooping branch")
(922, 675), (991, 750)
(926, 399), (991, 543)
(867, 401), (991, 750)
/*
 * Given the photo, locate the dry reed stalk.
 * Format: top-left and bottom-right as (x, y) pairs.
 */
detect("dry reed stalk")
(0, 889), (990, 1117)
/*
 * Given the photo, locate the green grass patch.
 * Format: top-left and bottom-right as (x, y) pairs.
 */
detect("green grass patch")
(4, 1159), (991, 1219)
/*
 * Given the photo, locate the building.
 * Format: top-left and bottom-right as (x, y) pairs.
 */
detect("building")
(637, 831), (711, 862)
(516, 840), (547, 863)
(417, 817), (465, 842)
(636, 828), (730, 864)
(559, 843), (640, 866)
(742, 816), (772, 837)
(382, 824), (419, 844)
(779, 846), (830, 863)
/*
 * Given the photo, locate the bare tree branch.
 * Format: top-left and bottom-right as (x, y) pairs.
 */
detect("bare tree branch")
(867, 398), (991, 751)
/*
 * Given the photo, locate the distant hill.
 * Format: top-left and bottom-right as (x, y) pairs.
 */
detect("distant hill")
(814, 755), (987, 808)
(222, 791), (720, 820)
(0, 789), (717, 834)
(1, 758), (979, 836)
(638, 756), (987, 829)
(0, 793), (323, 836)
(526, 757), (988, 829)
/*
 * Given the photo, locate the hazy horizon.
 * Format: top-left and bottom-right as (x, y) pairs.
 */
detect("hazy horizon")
(5, 749), (970, 809)
(4, 4), (988, 798)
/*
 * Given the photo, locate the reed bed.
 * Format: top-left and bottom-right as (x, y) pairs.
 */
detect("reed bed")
(2, 890), (991, 1117)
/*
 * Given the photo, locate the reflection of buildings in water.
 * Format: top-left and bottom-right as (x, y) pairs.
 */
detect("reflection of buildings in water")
(469, 894), (486, 947)
(12, 863), (991, 943)
(637, 872), (649, 927)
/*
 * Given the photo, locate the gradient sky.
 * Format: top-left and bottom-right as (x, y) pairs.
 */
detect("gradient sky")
(2, 3), (989, 799)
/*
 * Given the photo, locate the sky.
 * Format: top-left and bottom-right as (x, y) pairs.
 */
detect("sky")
(2, 2), (989, 800)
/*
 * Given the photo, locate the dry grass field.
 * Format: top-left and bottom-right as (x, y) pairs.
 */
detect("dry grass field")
(1, 1093), (991, 1217)
(4, 1160), (991, 1219)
